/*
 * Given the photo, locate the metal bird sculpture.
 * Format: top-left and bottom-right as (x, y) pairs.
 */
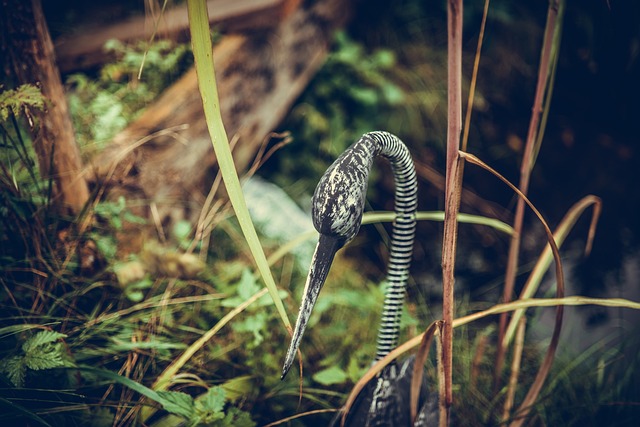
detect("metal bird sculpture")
(281, 131), (437, 426)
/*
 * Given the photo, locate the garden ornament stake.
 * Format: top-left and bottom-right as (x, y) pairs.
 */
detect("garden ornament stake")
(281, 131), (437, 425)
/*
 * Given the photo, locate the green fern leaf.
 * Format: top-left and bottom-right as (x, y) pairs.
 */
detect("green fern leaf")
(0, 84), (45, 122)
(1, 356), (26, 387)
(24, 342), (71, 371)
(22, 331), (66, 353)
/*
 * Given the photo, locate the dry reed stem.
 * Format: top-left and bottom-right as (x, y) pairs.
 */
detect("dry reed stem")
(410, 321), (441, 424)
(496, 0), (563, 389)
(442, 0), (463, 418)
(503, 195), (601, 347)
(461, 0), (490, 152)
(460, 150), (565, 425)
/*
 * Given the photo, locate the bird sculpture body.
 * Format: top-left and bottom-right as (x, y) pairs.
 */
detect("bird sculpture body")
(281, 131), (438, 426)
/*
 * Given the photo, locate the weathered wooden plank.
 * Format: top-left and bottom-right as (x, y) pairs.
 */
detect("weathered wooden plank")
(54, 0), (301, 72)
(90, 0), (350, 250)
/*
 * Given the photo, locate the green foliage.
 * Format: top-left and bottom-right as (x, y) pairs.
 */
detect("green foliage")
(157, 387), (256, 427)
(89, 195), (147, 260)
(67, 39), (192, 152)
(220, 269), (287, 348)
(0, 4), (636, 427)
(0, 85), (47, 197)
(273, 32), (408, 192)
(0, 84), (45, 122)
(0, 331), (73, 387)
(0, 85), (61, 285)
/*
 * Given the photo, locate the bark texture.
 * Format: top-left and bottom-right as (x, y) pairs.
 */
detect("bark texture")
(1, 0), (89, 215)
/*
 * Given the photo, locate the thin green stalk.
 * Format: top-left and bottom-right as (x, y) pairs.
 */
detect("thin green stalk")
(186, 0), (290, 331)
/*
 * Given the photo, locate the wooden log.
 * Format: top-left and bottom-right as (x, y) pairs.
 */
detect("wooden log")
(1, 0), (89, 215)
(90, 0), (350, 251)
(54, 0), (301, 73)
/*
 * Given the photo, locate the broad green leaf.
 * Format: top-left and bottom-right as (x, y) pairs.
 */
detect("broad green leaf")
(196, 386), (225, 415)
(313, 365), (348, 386)
(156, 391), (194, 419)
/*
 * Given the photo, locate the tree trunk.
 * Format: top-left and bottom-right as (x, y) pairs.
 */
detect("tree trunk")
(0, 0), (89, 216)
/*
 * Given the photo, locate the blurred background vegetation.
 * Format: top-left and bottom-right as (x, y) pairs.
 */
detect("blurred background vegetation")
(1, 0), (639, 425)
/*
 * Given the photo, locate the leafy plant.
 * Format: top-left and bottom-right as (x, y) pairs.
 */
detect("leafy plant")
(0, 330), (73, 387)
(156, 387), (255, 427)
(271, 32), (411, 193)
(0, 84), (45, 122)
(66, 38), (192, 152)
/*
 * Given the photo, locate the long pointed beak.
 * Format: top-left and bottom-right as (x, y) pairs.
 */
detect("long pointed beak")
(281, 234), (341, 380)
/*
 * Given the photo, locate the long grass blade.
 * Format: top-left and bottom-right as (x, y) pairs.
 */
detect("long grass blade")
(266, 211), (514, 273)
(338, 295), (640, 424)
(502, 316), (526, 421)
(0, 396), (53, 427)
(186, 0), (291, 330)
(363, 296), (640, 368)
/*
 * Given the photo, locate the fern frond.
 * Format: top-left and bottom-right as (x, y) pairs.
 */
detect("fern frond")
(0, 356), (26, 387)
(0, 84), (45, 122)
(21, 330), (67, 353)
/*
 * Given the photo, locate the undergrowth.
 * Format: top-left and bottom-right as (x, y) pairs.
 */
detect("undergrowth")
(67, 38), (192, 155)
(1, 2), (639, 426)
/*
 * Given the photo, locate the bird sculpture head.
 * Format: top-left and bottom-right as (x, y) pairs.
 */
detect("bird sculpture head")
(281, 138), (378, 379)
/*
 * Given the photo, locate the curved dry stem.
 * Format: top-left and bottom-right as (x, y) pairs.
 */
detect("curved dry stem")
(365, 296), (640, 362)
(339, 294), (640, 426)
(503, 195), (601, 347)
(461, 0), (490, 152)
(459, 150), (565, 423)
(497, 0), (566, 395)
(410, 321), (441, 424)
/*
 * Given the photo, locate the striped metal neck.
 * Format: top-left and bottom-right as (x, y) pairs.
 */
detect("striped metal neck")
(363, 132), (418, 361)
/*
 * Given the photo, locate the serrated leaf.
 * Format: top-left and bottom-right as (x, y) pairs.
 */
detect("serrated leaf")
(232, 313), (266, 346)
(1, 356), (26, 387)
(22, 331), (67, 353)
(198, 386), (225, 414)
(219, 406), (256, 427)
(24, 342), (70, 371)
(157, 390), (195, 419)
(0, 84), (45, 121)
(193, 387), (226, 424)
